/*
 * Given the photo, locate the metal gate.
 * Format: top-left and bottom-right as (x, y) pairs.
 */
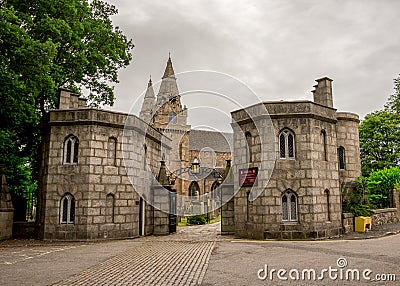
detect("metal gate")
(139, 197), (145, 236)
(169, 188), (177, 234)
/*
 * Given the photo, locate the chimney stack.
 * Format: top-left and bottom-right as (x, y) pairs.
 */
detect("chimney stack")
(312, 77), (333, 108)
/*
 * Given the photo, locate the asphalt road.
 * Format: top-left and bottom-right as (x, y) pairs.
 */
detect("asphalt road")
(0, 222), (399, 286)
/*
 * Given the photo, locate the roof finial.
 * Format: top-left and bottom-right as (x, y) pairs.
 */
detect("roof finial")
(148, 75), (152, 87)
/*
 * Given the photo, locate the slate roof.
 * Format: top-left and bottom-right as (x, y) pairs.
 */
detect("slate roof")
(189, 129), (233, 153)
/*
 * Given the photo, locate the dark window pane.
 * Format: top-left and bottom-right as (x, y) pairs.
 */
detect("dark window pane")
(62, 197), (68, 223)
(279, 134), (286, 158)
(73, 140), (79, 163)
(338, 147), (345, 169)
(282, 195), (288, 221)
(322, 131), (327, 161)
(70, 198), (75, 223)
(290, 200), (297, 220)
(288, 134), (294, 158)
(246, 133), (252, 162)
(66, 140), (72, 163)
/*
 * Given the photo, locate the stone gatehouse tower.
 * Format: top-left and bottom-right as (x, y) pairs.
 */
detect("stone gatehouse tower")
(228, 77), (361, 239)
(37, 90), (172, 240)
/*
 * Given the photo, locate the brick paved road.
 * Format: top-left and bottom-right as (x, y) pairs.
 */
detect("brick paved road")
(0, 222), (222, 286)
(51, 223), (222, 285)
(53, 241), (215, 286)
(1, 222), (399, 286)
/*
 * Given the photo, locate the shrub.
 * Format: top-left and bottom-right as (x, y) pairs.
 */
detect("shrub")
(342, 177), (373, 216)
(187, 215), (207, 225)
(367, 166), (400, 208)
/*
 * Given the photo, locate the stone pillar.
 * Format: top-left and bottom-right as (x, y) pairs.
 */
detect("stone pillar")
(220, 185), (234, 235)
(220, 160), (235, 235)
(152, 161), (173, 235)
(391, 189), (400, 219)
(0, 168), (14, 240)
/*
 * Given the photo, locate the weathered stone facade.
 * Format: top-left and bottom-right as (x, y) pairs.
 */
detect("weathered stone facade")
(371, 208), (399, 227)
(228, 77), (361, 239)
(38, 90), (172, 240)
(0, 168), (14, 240)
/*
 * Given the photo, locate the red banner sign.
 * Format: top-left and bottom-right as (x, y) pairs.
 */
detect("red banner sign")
(239, 167), (258, 186)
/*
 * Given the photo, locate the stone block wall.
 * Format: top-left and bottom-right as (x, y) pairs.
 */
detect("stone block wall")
(220, 184), (235, 235)
(1, 168), (14, 240)
(39, 91), (171, 240)
(336, 112), (361, 187)
(342, 212), (354, 233)
(371, 208), (399, 227)
(230, 100), (345, 239)
(152, 186), (172, 235)
(0, 211), (14, 240)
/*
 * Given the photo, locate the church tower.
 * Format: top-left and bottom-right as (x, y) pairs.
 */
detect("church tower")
(139, 55), (191, 196)
(153, 55), (188, 129)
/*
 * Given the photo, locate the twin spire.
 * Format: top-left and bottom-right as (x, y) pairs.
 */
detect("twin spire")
(162, 54), (175, 79)
(139, 54), (179, 123)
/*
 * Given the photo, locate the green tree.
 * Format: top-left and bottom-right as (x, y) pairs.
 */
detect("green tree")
(367, 167), (400, 208)
(359, 111), (400, 176)
(0, 1), (133, 215)
(385, 74), (400, 114)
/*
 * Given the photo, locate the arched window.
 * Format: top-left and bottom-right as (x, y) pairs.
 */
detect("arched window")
(106, 193), (115, 223)
(64, 135), (79, 164)
(189, 181), (200, 197)
(108, 137), (117, 166)
(281, 190), (298, 222)
(168, 112), (177, 124)
(245, 132), (252, 163)
(321, 130), (327, 161)
(338, 146), (345, 170)
(279, 129), (295, 159)
(60, 193), (75, 224)
(143, 144), (147, 170)
(325, 189), (331, 221)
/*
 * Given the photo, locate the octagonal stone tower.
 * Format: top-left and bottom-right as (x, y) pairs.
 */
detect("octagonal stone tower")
(228, 77), (361, 239)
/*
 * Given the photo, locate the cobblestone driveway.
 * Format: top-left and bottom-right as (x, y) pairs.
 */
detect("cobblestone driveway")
(1, 222), (399, 286)
(52, 223), (222, 285)
(53, 241), (215, 286)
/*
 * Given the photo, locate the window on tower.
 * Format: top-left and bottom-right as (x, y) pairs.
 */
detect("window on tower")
(168, 112), (177, 124)
(279, 129), (295, 159)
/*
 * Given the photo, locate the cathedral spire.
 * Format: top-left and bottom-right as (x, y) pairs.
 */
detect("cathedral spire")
(139, 76), (156, 123)
(156, 55), (180, 107)
(162, 54), (175, 79)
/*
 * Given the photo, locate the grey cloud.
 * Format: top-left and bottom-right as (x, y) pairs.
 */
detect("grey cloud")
(105, 0), (400, 124)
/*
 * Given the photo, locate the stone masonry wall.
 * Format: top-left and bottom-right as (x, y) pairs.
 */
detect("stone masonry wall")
(336, 112), (361, 188)
(231, 101), (343, 239)
(41, 104), (170, 240)
(371, 208), (399, 227)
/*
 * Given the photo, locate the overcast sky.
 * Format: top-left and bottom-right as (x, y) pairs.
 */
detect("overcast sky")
(104, 0), (400, 132)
